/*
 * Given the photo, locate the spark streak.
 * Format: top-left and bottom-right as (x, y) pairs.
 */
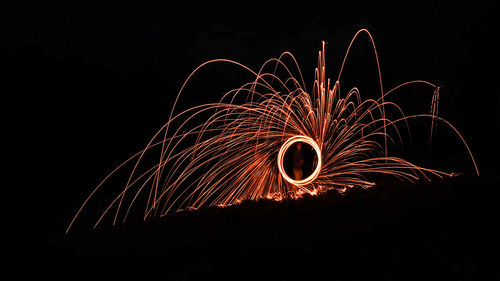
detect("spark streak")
(66, 29), (479, 232)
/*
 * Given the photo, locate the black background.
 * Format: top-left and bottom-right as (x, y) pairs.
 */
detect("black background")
(8, 1), (499, 279)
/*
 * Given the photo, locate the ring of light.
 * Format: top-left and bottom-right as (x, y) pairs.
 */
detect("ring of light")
(277, 136), (322, 185)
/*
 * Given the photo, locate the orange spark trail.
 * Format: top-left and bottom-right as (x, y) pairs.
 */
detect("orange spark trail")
(66, 29), (479, 233)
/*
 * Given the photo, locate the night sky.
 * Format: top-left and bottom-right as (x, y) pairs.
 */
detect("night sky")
(9, 1), (499, 279)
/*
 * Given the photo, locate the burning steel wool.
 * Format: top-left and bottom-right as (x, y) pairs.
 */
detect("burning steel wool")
(67, 29), (479, 232)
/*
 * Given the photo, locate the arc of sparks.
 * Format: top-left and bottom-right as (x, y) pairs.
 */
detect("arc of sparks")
(66, 30), (479, 233)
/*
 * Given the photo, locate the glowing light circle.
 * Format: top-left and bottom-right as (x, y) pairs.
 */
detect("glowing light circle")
(277, 136), (322, 185)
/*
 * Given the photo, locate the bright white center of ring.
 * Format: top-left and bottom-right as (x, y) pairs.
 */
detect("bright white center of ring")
(277, 136), (321, 185)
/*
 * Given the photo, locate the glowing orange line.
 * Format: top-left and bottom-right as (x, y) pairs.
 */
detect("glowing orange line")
(277, 136), (322, 185)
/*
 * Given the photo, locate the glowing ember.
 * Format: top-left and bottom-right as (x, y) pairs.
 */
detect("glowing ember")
(67, 29), (479, 232)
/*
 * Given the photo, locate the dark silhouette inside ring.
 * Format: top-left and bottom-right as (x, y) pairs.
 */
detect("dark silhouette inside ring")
(282, 141), (317, 181)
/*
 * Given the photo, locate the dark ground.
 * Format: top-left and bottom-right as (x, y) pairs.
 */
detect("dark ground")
(7, 1), (500, 279)
(41, 176), (500, 280)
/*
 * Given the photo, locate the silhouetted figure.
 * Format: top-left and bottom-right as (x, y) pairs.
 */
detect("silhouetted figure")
(292, 142), (304, 180)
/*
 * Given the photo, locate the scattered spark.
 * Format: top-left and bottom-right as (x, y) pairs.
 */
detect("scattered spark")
(67, 29), (479, 232)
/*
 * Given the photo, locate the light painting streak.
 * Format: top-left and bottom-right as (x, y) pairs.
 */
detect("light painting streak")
(67, 29), (479, 232)
(277, 136), (322, 186)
